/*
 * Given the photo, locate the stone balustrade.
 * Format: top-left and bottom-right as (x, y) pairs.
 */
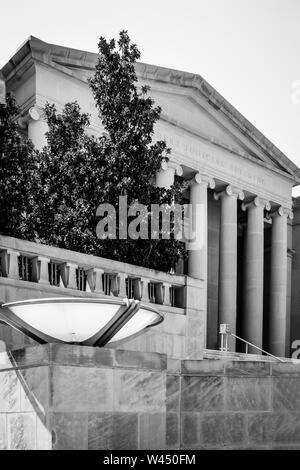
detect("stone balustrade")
(0, 235), (205, 360)
(0, 235), (186, 311)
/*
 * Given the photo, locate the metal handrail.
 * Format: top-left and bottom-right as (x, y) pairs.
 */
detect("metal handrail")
(219, 323), (286, 363)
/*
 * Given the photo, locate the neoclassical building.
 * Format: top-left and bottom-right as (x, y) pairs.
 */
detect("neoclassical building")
(1, 36), (300, 359)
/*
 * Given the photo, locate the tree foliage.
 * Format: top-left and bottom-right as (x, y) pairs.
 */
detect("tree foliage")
(1, 31), (187, 272)
(88, 30), (188, 270)
(24, 102), (105, 254)
(0, 94), (35, 238)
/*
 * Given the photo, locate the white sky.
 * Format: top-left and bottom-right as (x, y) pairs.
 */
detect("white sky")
(1, 0), (300, 194)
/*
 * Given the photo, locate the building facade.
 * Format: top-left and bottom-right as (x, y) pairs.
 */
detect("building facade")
(1, 36), (300, 359)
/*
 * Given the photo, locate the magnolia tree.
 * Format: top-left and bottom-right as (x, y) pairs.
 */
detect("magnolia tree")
(1, 32), (187, 272)
(88, 31), (188, 270)
(0, 94), (35, 238)
(25, 102), (106, 254)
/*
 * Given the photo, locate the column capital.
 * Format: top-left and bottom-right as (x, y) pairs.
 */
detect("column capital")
(267, 206), (293, 220)
(214, 185), (244, 201)
(19, 106), (45, 128)
(156, 159), (183, 189)
(160, 159), (183, 176)
(189, 173), (215, 189)
(241, 196), (271, 212)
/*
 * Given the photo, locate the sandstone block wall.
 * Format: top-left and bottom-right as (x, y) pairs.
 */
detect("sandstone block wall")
(167, 359), (300, 450)
(1, 345), (300, 450)
(0, 345), (166, 450)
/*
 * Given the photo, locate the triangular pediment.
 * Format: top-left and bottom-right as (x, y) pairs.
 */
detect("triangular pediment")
(47, 52), (298, 180)
(2, 36), (299, 183)
(145, 87), (291, 176)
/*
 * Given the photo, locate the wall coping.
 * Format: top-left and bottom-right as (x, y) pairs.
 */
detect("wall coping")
(0, 235), (186, 285)
(0, 344), (167, 372)
(178, 358), (300, 377)
(2, 344), (300, 377)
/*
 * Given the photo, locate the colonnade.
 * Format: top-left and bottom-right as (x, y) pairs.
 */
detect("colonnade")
(156, 160), (293, 357)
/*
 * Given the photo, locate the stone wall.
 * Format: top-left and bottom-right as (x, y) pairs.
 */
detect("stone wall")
(1, 344), (300, 450)
(0, 344), (166, 450)
(168, 358), (300, 450)
(291, 197), (300, 356)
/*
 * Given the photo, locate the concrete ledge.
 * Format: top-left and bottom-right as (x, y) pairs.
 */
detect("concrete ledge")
(167, 358), (181, 375)
(271, 362), (300, 376)
(181, 359), (224, 376)
(225, 361), (271, 377)
(114, 349), (167, 371)
(0, 344), (167, 372)
(181, 359), (272, 377)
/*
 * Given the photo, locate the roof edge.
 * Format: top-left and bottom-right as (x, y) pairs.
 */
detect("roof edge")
(1, 36), (300, 182)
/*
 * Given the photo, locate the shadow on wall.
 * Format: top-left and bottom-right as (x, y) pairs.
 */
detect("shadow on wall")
(0, 323), (38, 354)
(0, 346), (51, 449)
(0, 343), (167, 450)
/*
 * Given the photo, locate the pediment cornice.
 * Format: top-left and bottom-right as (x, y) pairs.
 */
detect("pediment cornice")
(136, 63), (300, 182)
(2, 36), (300, 183)
(159, 113), (297, 183)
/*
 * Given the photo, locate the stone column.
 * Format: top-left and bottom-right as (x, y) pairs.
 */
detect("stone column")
(20, 107), (48, 150)
(188, 173), (215, 280)
(268, 207), (292, 357)
(156, 160), (184, 276)
(291, 198), (300, 358)
(241, 197), (270, 353)
(156, 159), (183, 189)
(187, 173), (215, 350)
(214, 185), (244, 350)
(286, 247), (293, 357)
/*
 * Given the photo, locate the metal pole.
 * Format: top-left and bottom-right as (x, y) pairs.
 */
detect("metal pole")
(230, 332), (286, 362)
(219, 322), (285, 362)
